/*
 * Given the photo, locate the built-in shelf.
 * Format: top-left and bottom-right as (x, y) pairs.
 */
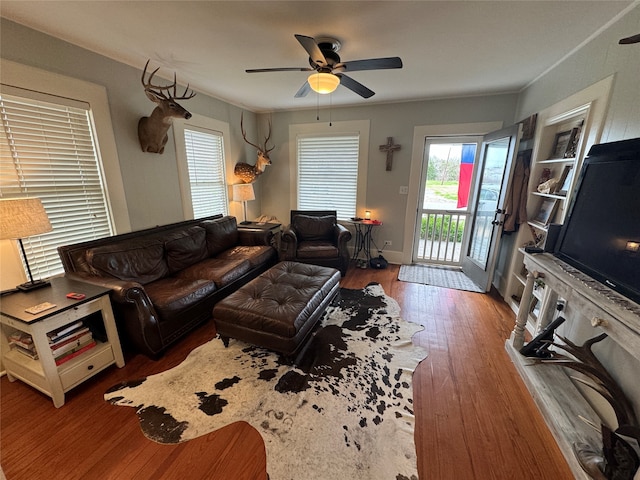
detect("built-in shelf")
(531, 192), (567, 200)
(539, 156), (576, 164)
(507, 252), (640, 480)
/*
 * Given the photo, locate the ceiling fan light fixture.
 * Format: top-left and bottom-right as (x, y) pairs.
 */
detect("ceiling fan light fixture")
(308, 72), (340, 94)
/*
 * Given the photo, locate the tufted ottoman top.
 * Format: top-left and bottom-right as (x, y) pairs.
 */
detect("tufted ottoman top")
(214, 261), (340, 338)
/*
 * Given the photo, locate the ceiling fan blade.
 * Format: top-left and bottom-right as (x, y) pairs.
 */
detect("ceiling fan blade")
(619, 33), (640, 44)
(246, 67), (313, 73)
(294, 81), (311, 98)
(295, 34), (327, 67)
(338, 57), (403, 72)
(337, 74), (375, 99)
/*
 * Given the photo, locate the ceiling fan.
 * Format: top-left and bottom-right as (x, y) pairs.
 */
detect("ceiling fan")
(246, 34), (403, 99)
(619, 33), (640, 44)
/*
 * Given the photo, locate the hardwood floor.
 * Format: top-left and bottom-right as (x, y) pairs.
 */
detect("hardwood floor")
(0, 264), (573, 479)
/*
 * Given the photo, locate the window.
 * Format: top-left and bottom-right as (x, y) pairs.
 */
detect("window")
(173, 115), (232, 219)
(183, 127), (228, 217)
(290, 120), (369, 221)
(297, 134), (359, 219)
(0, 89), (113, 278)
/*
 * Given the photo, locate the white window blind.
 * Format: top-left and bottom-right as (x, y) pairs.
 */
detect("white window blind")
(183, 127), (228, 218)
(297, 134), (359, 219)
(0, 91), (113, 278)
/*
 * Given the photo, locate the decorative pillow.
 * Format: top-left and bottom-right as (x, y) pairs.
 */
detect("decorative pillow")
(292, 215), (336, 242)
(88, 240), (169, 284)
(164, 226), (208, 273)
(202, 216), (239, 256)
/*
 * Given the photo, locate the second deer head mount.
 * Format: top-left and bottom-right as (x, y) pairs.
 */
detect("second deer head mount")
(235, 113), (274, 183)
(138, 60), (196, 154)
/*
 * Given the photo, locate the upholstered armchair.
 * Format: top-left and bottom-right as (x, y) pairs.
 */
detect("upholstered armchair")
(281, 210), (352, 276)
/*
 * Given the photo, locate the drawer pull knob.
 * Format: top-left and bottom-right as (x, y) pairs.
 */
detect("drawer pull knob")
(591, 317), (607, 327)
(87, 364), (94, 371)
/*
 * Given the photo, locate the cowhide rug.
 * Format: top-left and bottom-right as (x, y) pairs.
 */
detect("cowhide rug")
(105, 283), (427, 480)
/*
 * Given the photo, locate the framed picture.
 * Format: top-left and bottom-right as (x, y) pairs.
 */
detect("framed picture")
(555, 165), (574, 196)
(520, 113), (538, 141)
(549, 128), (579, 159)
(532, 198), (558, 226)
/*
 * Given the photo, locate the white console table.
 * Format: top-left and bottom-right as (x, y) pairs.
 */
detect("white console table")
(505, 252), (640, 479)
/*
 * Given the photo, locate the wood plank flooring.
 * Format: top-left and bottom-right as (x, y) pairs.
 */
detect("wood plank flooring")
(0, 264), (573, 479)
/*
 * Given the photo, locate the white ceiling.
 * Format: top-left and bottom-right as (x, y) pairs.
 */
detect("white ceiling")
(1, 1), (636, 112)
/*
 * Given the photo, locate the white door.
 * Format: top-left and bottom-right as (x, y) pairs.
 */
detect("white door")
(461, 125), (520, 291)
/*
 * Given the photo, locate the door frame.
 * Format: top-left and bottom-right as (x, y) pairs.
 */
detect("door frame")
(412, 135), (483, 265)
(402, 121), (503, 265)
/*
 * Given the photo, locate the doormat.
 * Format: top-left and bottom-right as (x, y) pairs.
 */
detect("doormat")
(105, 283), (427, 480)
(398, 264), (484, 292)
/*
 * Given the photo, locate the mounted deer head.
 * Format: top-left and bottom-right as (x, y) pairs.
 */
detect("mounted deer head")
(235, 113), (274, 183)
(138, 60), (196, 154)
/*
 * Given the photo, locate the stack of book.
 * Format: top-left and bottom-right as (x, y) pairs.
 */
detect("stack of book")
(9, 332), (38, 360)
(47, 321), (96, 366)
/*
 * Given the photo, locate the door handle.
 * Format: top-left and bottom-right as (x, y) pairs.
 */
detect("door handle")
(491, 220), (504, 226)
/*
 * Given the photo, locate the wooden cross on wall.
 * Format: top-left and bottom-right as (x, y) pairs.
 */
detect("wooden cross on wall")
(379, 137), (401, 171)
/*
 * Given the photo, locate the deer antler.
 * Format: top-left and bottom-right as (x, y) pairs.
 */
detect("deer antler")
(141, 60), (195, 101)
(533, 333), (638, 428)
(241, 113), (274, 153)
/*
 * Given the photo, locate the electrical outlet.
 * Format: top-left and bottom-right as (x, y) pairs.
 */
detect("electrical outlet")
(399, 186), (409, 194)
(384, 240), (392, 246)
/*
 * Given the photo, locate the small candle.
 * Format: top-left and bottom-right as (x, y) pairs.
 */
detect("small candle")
(365, 210), (371, 220)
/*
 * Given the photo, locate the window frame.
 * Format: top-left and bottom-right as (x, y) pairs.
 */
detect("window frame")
(0, 59), (129, 233)
(289, 120), (369, 220)
(0, 59), (128, 288)
(173, 114), (233, 220)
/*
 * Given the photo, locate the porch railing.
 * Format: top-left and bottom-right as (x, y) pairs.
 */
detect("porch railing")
(415, 210), (468, 264)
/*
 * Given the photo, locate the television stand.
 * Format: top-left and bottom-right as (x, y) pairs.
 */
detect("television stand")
(505, 252), (640, 479)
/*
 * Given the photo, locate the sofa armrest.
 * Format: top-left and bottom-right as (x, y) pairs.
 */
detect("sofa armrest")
(280, 226), (298, 260)
(63, 272), (164, 357)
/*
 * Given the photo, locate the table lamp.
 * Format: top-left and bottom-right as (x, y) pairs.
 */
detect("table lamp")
(232, 183), (255, 224)
(0, 198), (53, 291)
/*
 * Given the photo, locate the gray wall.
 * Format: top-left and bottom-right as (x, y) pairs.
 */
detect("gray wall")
(259, 95), (518, 255)
(0, 18), (261, 231)
(516, 4), (639, 142)
(0, 18), (518, 258)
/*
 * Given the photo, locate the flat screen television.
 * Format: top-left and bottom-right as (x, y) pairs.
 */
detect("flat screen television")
(554, 137), (640, 305)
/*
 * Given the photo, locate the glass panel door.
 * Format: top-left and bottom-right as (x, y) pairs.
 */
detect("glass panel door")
(461, 125), (520, 291)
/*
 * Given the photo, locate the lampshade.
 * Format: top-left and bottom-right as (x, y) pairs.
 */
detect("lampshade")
(0, 198), (52, 240)
(233, 183), (255, 202)
(307, 72), (340, 94)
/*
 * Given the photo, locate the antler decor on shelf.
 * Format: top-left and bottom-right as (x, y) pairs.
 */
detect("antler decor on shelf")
(532, 333), (637, 429)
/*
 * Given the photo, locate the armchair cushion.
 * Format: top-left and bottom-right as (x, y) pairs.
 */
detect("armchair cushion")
(292, 214), (336, 242)
(282, 210), (351, 276)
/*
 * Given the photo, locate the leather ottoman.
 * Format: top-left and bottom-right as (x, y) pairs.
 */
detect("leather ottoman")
(212, 261), (341, 356)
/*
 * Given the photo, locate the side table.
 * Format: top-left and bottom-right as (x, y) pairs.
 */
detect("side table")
(346, 220), (383, 266)
(237, 221), (282, 250)
(0, 276), (125, 407)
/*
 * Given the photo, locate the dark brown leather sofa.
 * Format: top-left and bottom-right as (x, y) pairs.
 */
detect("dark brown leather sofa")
(281, 210), (352, 276)
(58, 215), (277, 357)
